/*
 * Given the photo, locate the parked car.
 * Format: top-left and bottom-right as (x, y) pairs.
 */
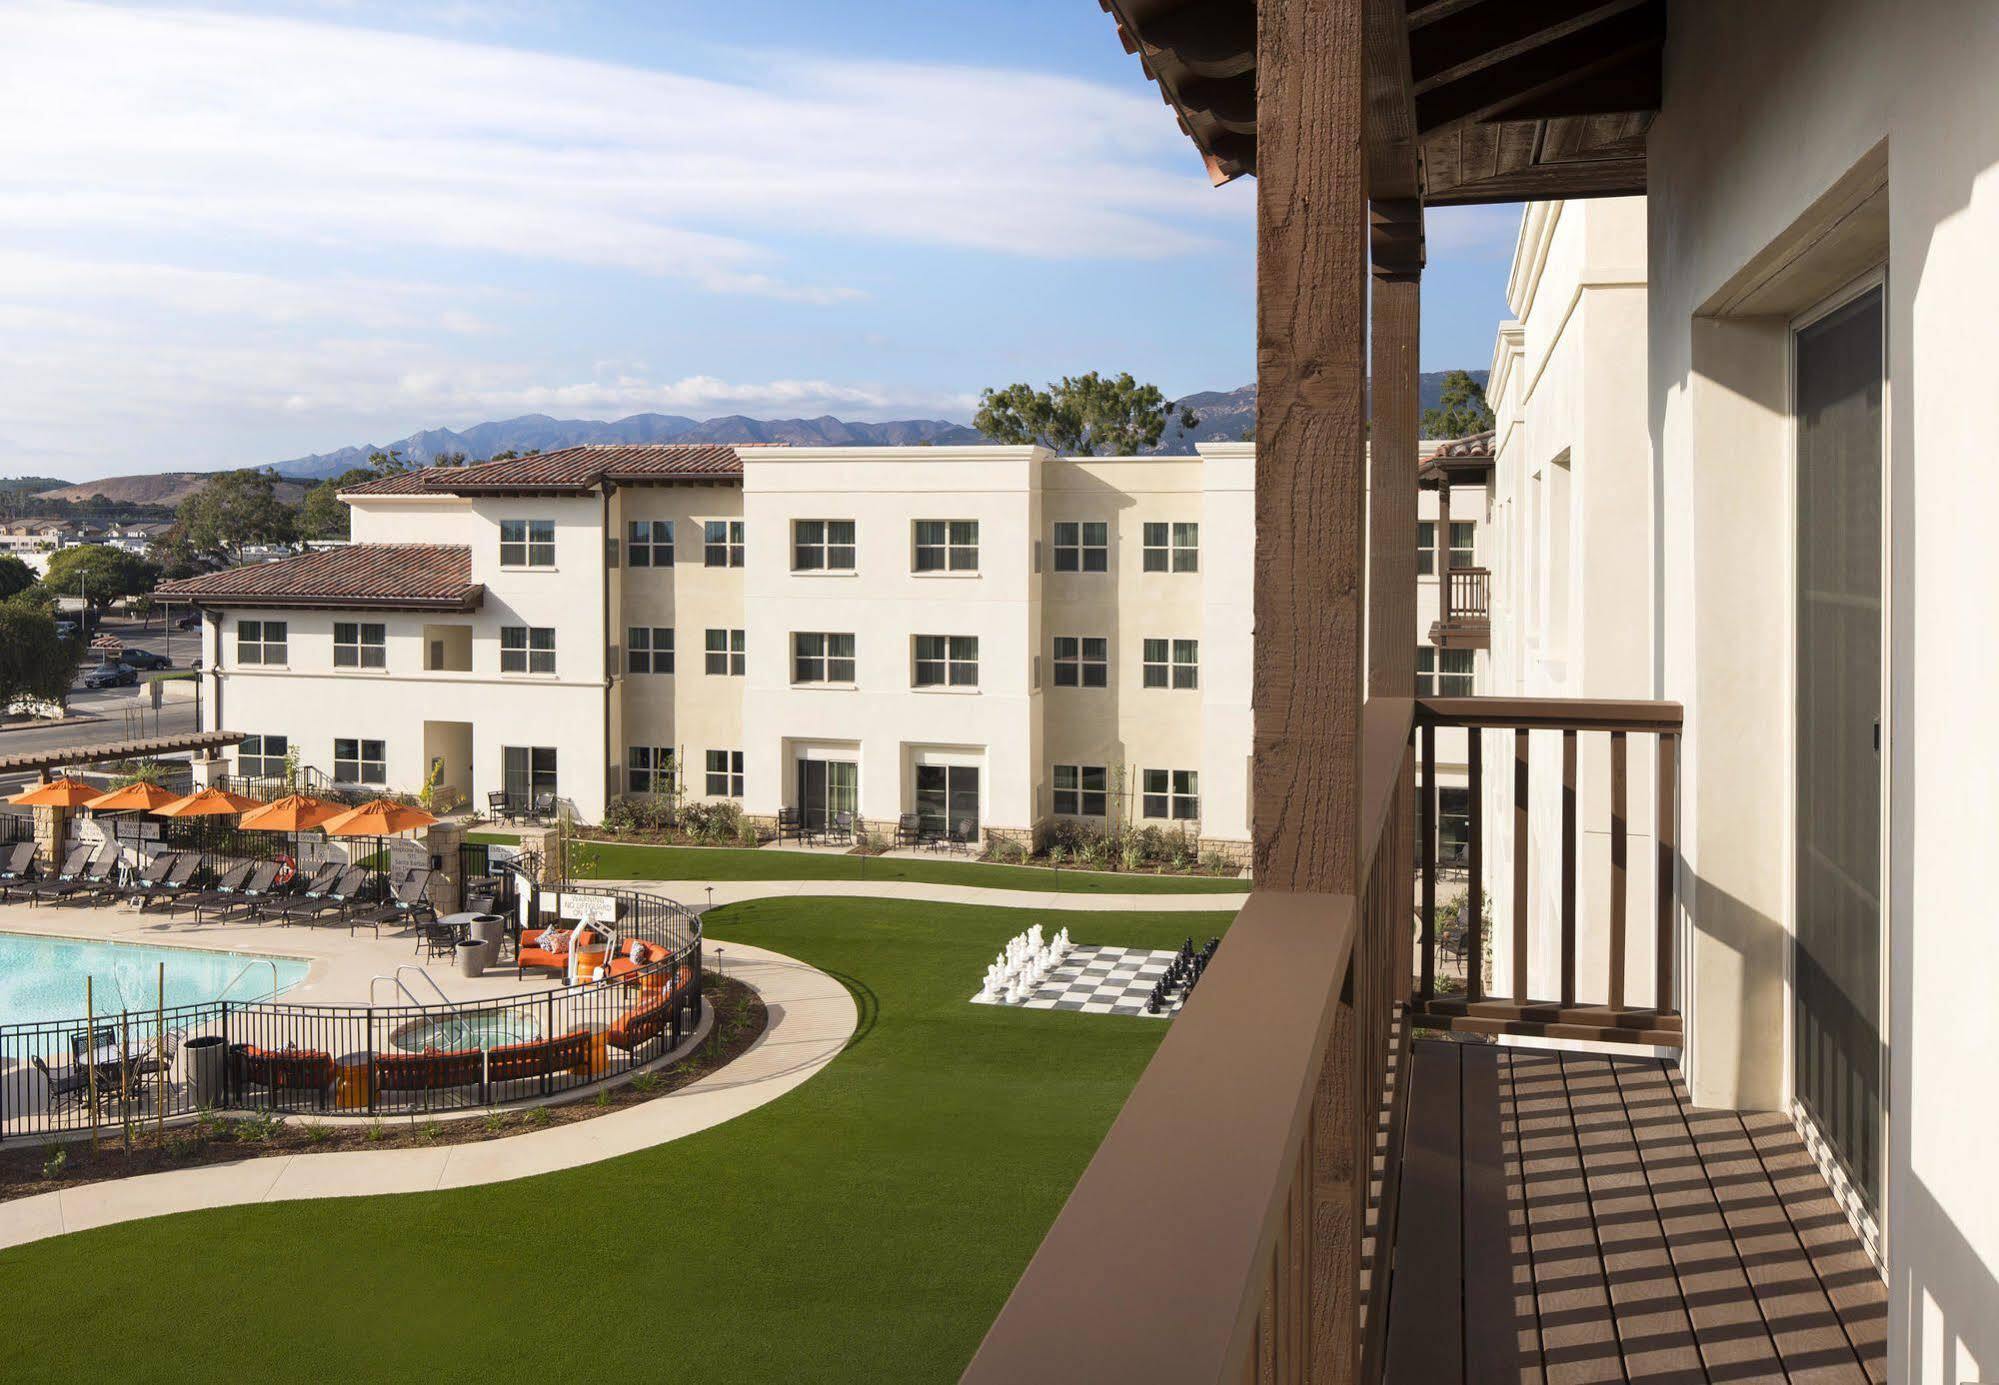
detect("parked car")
(81, 663), (137, 689)
(118, 648), (172, 670)
(174, 612), (201, 631)
(53, 620), (79, 640)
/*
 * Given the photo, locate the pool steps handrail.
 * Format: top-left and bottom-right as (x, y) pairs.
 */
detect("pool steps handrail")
(217, 959), (281, 1004)
(395, 964), (453, 1009)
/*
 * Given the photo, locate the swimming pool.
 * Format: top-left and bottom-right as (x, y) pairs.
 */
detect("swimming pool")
(0, 933), (310, 1029)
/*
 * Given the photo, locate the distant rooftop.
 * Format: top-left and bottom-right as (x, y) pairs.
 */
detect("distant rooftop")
(341, 444), (749, 497)
(156, 543), (481, 611)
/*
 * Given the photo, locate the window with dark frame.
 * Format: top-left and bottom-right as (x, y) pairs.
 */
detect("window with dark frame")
(912, 634), (978, 688)
(1417, 519), (1437, 576)
(236, 619), (287, 666)
(1142, 521), (1198, 572)
(1416, 646), (1474, 697)
(1448, 520), (1476, 569)
(1142, 638), (1198, 689)
(332, 621), (385, 669)
(333, 737), (385, 785)
(627, 519), (673, 567)
(627, 746), (675, 796)
(1141, 768), (1199, 821)
(792, 519), (856, 571)
(501, 625), (555, 675)
(1052, 764), (1108, 816)
(499, 518), (555, 567)
(913, 519), (978, 572)
(1052, 635), (1108, 687)
(627, 626), (673, 675)
(1052, 521), (1109, 573)
(705, 628), (745, 675)
(792, 631), (856, 684)
(503, 745), (557, 806)
(238, 734), (288, 778)
(705, 749), (744, 797)
(703, 519), (744, 567)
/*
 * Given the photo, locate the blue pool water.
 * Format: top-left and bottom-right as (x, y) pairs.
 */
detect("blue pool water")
(0, 933), (310, 1029)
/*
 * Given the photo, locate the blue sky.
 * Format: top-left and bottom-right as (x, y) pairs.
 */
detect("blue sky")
(0, 0), (1521, 482)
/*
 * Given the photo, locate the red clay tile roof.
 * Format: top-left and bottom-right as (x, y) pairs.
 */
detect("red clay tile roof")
(340, 445), (748, 497)
(156, 544), (482, 611)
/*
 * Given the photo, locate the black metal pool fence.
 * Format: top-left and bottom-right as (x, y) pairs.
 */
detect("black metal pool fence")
(0, 881), (703, 1140)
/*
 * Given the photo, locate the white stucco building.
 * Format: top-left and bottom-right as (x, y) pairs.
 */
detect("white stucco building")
(159, 442), (1255, 856)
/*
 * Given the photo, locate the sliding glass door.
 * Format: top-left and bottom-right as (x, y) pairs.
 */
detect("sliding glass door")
(915, 765), (979, 839)
(797, 760), (857, 832)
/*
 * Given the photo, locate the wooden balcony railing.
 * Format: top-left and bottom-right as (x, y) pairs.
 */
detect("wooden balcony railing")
(964, 698), (1416, 1385)
(1445, 565), (1489, 622)
(1411, 696), (1683, 1047)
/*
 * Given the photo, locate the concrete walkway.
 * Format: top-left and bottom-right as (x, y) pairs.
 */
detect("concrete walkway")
(0, 941), (854, 1250)
(606, 877), (1249, 914)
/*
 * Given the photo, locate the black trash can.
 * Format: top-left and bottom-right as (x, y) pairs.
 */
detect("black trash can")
(186, 1034), (226, 1108)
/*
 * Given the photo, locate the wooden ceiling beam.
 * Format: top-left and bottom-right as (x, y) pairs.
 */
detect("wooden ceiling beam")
(1483, 50), (1662, 123)
(1403, 0), (1498, 32)
(1366, 0), (1424, 204)
(1411, 0), (1649, 94)
(1423, 154), (1647, 205)
(1414, 0), (1664, 133)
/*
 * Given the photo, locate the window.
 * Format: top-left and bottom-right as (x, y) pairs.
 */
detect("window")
(1052, 521), (1109, 573)
(792, 519), (855, 571)
(1142, 768), (1200, 821)
(627, 746), (675, 797)
(706, 749), (744, 798)
(1052, 764), (1108, 816)
(333, 737), (386, 786)
(502, 745), (557, 808)
(1417, 520), (1437, 576)
(332, 621), (385, 669)
(1142, 521), (1198, 572)
(792, 631), (855, 684)
(238, 734), (287, 778)
(236, 619), (287, 666)
(627, 627), (673, 675)
(913, 635), (978, 688)
(627, 519), (673, 567)
(1142, 638), (1199, 689)
(703, 519), (744, 567)
(1052, 636), (1108, 688)
(1438, 787), (1471, 868)
(499, 518), (555, 567)
(1416, 646), (1474, 697)
(500, 625), (555, 675)
(913, 519), (978, 572)
(1449, 521), (1475, 569)
(705, 628), (745, 676)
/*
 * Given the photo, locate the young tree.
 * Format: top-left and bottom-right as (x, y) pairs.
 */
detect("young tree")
(975, 372), (1197, 456)
(1421, 370), (1495, 439)
(0, 553), (34, 601)
(147, 524), (201, 580)
(41, 544), (157, 610)
(295, 467), (379, 541)
(0, 599), (79, 714)
(176, 469), (297, 562)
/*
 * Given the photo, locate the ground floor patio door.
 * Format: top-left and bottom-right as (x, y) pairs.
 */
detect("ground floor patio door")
(915, 765), (979, 840)
(1793, 280), (1885, 1214)
(797, 759), (856, 832)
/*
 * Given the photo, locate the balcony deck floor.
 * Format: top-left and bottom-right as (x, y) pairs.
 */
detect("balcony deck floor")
(1382, 1040), (1887, 1384)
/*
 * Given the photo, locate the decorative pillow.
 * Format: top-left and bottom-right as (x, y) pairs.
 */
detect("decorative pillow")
(542, 926), (570, 954)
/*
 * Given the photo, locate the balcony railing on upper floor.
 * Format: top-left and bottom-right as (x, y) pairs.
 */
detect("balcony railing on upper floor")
(1428, 566), (1490, 650)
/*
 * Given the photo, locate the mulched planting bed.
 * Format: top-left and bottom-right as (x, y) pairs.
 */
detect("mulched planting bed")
(0, 974), (765, 1204)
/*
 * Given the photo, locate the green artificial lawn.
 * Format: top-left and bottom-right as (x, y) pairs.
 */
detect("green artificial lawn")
(0, 896), (1236, 1384)
(465, 833), (1247, 895)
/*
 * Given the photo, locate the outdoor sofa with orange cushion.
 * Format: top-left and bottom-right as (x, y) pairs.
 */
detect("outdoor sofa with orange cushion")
(605, 971), (696, 1054)
(606, 940), (684, 990)
(374, 1047), (484, 1093)
(234, 1045), (336, 1103)
(515, 924), (602, 979)
(484, 1028), (593, 1083)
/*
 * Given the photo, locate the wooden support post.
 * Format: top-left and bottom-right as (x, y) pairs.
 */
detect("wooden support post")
(1513, 730), (1529, 1000)
(1367, 266), (1419, 698)
(1420, 722), (1437, 1000)
(1608, 731), (1628, 1010)
(1560, 729), (1578, 1007)
(1254, 0), (1368, 1378)
(1437, 479), (1453, 627)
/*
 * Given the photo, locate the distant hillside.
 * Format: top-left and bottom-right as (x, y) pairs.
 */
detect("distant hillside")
(31, 472), (310, 507)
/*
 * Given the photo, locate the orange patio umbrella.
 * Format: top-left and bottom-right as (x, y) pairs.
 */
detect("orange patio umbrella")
(9, 777), (102, 809)
(240, 793), (342, 885)
(82, 781), (183, 813)
(151, 787), (265, 818)
(322, 798), (438, 894)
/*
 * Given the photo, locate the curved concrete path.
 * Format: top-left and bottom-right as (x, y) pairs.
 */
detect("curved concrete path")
(606, 877), (1249, 914)
(0, 942), (853, 1250)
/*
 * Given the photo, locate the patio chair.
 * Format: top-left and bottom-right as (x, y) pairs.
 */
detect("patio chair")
(829, 811), (854, 845)
(114, 851), (177, 904)
(776, 806), (802, 844)
(947, 818), (979, 855)
(348, 868), (436, 942)
(250, 860), (339, 921)
(130, 852), (201, 912)
(894, 813), (922, 849)
(291, 866), (376, 931)
(169, 860), (253, 917)
(415, 912), (462, 961)
(0, 841), (39, 901)
(32, 1054), (92, 1112)
(268, 863), (363, 926)
(22, 845), (109, 906)
(528, 792), (557, 825)
(59, 848), (129, 907)
(195, 860), (279, 921)
(130, 1028), (181, 1084)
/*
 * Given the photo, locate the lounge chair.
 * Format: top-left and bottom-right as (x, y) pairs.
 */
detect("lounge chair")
(250, 860), (339, 921)
(130, 852), (201, 912)
(22, 845), (108, 906)
(170, 860), (253, 917)
(348, 869), (436, 943)
(271, 865), (370, 929)
(59, 848), (129, 907)
(195, 860), (279, 921)
(114, 851), (178, 905)
(0, 841), (39, 901)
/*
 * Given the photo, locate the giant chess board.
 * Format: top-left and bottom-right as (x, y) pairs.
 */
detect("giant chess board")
(970, 944), (1183, 1019)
